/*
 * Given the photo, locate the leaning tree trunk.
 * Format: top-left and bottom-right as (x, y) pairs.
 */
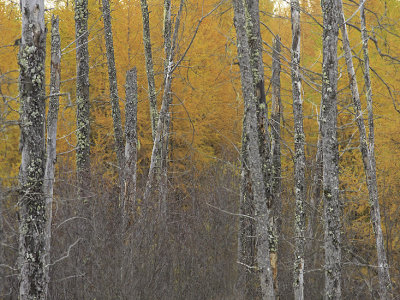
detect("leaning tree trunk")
(321, 0), (341, 298)
(270, 35), (282, 298)
(18, 0), (47, 298)
(140, 0), (158, 139)
(102, 0), (125, 186)
(43, 15), (61, 296)
(359, 4), (393, 298)
(233, 0), (275, 298)
(75, 0), (90, 197)
(339, 1), (393, 297)
(290, 0), (306, 298)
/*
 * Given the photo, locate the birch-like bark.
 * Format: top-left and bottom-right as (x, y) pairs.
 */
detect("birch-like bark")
(321, 0), (341, 297)
(233, 0), (275, 298)
(75, 0), (90, 196)
(270, 35), (282, 298)
(43, 15), (61, 296)
(18, 0), (47, 298)
(140, 0), (158, 139)
(359, 5), (393, 298)
(102, 0), (125, 184)
(123, 67), (138, 229)
(143, 0), (184, 205)
(339, 2), (392, 297)
(290, 0), (306, 298)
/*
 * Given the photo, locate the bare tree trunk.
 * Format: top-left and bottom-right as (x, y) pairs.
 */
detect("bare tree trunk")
(75, 0), (90, 197)
(143, 0), (184, 205)
(290, 0), (306, 298)
(43, 15), (61, 296)
(123, 67), (138, 229)
(0, 183), (4, 294)
(140, 0), (158, 139)
(270, 35), (282, 298)
(321, 0), (341, 297)
(339, 2), (392, 297)
(18, 1), (47, 298)
(360, 5), (393, 298)
(101, 0), (125, 184)
(233, 0), (275, 298)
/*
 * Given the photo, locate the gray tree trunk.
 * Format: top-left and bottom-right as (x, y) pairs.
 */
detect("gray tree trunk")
(43, 15), (61, 296)
(75, 0), (90, 197)
(290, 0), (306, 298)
(233, 0), (275, 298)
(321, 0), (341, 297)
(270, 35), (282, 298)
(123, 67), (138, 229)
(359, 5), (393, 298)
(140, 0), (158, 139)
(101, 0), (125, 186)
(18, 0), (47, 298)
(339, 2), (392, 297)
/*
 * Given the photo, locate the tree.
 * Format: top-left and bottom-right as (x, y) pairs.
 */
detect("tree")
(17, 0), (47, 298)
(290, 0), (306, 298)
(233, 0), (275, 298)
(320, 0), (341, 297)
(75, 0), (90, 196)
(43, 15), (61, 296)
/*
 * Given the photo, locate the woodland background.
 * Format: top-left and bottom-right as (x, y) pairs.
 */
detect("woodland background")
(1, 0), (400, 298)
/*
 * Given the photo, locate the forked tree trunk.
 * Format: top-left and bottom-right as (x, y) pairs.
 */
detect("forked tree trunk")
(233, 0), (275, 298)
(75, 0), (90, 197)
(290, 0), (306, 298)
(102, 0), (125, 185)
(18, 0), (47, 298)
(43, 15), (61, 296)
(321, 0), (341, 297)
(140, 0), (158, 139)
(339, 1), (392, 297)
(270, 35), (282, 298)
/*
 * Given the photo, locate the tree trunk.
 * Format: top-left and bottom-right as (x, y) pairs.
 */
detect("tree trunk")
(290, 0), (306, 298)
(140, 0), (158, 139)
(339, 1), (393, 297)
(75, 0), (90, 197)
(270, 35), (282, 298)
(18, 0), (47, 298)
(43, 15), (61, 296)
(321, 0), (341, 297)
(123, 67), (138, 229)
(233, 0), (275, 298)
(101, 0), (125, 186)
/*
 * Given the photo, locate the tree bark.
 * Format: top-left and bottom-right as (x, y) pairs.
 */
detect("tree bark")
(18, 0), (47, 298)
(233, 0), (275, 298)
(321, 0), (341, 297)
(270, 35), (282, 298)
(75, 0), (90, 197)
(290, 0), (306, 298)
(101, 0), (125, 186)
(339, 1), (393, 297)
(123, 67), (138, 229)
(43, 15), (61, 296)
(140, 0), (158, 139)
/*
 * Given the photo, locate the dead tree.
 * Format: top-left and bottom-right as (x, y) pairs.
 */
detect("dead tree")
(321, 0), (341, 297)
(270, 35), (282, 297)
(43, 15), (61, 295)
(233, 0), (275, 298)
(140, 0), (158, 139)
(101, 0), (125, 188)
(339, 1), (392, 297)
(17, 0), (47, 298)
(75, 0), (90, 196)
(290, 0), (306, 298)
